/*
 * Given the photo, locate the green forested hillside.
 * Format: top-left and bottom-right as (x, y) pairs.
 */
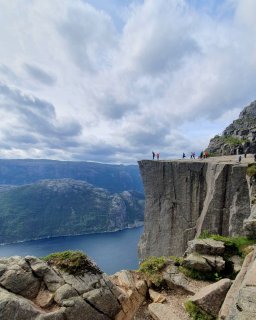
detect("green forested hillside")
(0, 179), (144, 244)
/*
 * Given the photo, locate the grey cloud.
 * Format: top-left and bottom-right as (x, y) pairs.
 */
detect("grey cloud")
(0, 65), (18, 82)
(24, 64), (56, 86)
(58, 2), (117, 72)
(99, 96), (137, 119)
(0, 82), (82, 151)
(0, 82), (55, 118)
(137, 33), (198, 76)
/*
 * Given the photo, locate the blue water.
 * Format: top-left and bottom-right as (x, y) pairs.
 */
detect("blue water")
(0, 227), (143, 274)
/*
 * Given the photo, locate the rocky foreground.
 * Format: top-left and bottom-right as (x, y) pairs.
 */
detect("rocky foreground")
(0, 241), (256, 320)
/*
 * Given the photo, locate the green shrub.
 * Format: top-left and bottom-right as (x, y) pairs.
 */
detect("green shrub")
(43, 250), (102, 275)
(185, 301), (216, 320)
(247, 164), (256, 177)
(139, 256), (167, 275)
(168, 256), (184, 266)
(139, 256), (167, 287)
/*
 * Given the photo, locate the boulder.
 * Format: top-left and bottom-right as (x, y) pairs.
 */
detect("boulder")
(202, 254), (225, 272)
(189, 278), (232, 317)
(0, 287), (41, 320)
(148, 303), (180, 320)
(54, 284), (78, 305)
(82, 287), (121, 318)
(162, 265), (195, 293)
(229, 255), (243, 274)
(63, 296), (108, 320)
(185, 239), (225, 256)
(0, 264), (40, 299)
(182, 253), (212, 272)
(149, 289), (166, 303)
(111, 270), (148, 320)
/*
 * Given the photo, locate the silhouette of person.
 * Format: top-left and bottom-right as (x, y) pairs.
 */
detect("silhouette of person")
(152, 151), (155, 160)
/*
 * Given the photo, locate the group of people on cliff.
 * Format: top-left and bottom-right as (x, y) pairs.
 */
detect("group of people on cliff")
(152, 151), (160, 160)
(182, 151), (209, 159)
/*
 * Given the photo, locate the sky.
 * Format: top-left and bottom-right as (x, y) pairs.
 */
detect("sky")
(0, 0), (256, 164)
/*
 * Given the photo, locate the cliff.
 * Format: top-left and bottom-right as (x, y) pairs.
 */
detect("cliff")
(207, 100), (256, 155)
(138, 158), (252, 259)
(0, 179), (144, 244)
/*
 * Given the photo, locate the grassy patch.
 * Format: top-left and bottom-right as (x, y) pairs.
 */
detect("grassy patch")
(199, 233), (256, 257)
(185, 301), (216, 320)
(139, 256), (167, 287)
(179, 266), (220, 281)
(43, 250), (102, 275)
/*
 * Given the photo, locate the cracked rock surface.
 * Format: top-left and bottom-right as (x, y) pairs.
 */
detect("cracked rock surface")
(0, 256), (124, 320)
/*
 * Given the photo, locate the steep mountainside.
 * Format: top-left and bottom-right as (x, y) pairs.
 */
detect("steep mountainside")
(207, 100), (256, 155)
(0, 179), (144, 244)
(0, 159), (143, 193)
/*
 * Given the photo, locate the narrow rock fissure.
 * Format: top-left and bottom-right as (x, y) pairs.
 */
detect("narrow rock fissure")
(83, 298), (112, 320)
(101, 278), (122, 307)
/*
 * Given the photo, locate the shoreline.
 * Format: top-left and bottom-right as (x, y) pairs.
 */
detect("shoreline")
(0, 222), (144, 247)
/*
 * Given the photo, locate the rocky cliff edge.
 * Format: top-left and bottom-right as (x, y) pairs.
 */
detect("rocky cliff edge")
(138, 157), (253, 259)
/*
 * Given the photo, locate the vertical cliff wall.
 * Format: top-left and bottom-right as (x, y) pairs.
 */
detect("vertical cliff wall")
(138, 160), (251, 259)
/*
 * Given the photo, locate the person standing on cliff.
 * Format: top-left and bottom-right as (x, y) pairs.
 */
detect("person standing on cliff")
(152, 151), (155, 160)
(156, 153), (160, 160)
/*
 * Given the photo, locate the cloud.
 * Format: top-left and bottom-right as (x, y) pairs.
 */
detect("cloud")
(58, 1), (117, 73)
(0, 82), (82, 153)
(0, 0), (255, 163)
(24, 64), (56, 86)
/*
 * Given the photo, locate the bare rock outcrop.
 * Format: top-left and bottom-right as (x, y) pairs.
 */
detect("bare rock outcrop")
(207, 100), (256, 155)
(0, 255), (124, 320)
(219, 246), (256, 319)
(138, 160), (251, 259)
(187, 278), (232, 318)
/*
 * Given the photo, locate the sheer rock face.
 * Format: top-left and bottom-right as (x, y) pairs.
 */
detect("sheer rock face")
(138, 160), (251, 259)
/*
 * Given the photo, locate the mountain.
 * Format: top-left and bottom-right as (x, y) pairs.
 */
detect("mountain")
(0, 159), (143, 193)
(207, 100), (256, 155)
(0, 179), (144, 244)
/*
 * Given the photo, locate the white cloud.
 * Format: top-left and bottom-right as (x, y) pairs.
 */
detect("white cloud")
(0, 0), (255, 163)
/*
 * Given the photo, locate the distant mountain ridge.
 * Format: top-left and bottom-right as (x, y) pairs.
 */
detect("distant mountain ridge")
(0, 178), (144, 244)
(0, 159), (143, 193)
